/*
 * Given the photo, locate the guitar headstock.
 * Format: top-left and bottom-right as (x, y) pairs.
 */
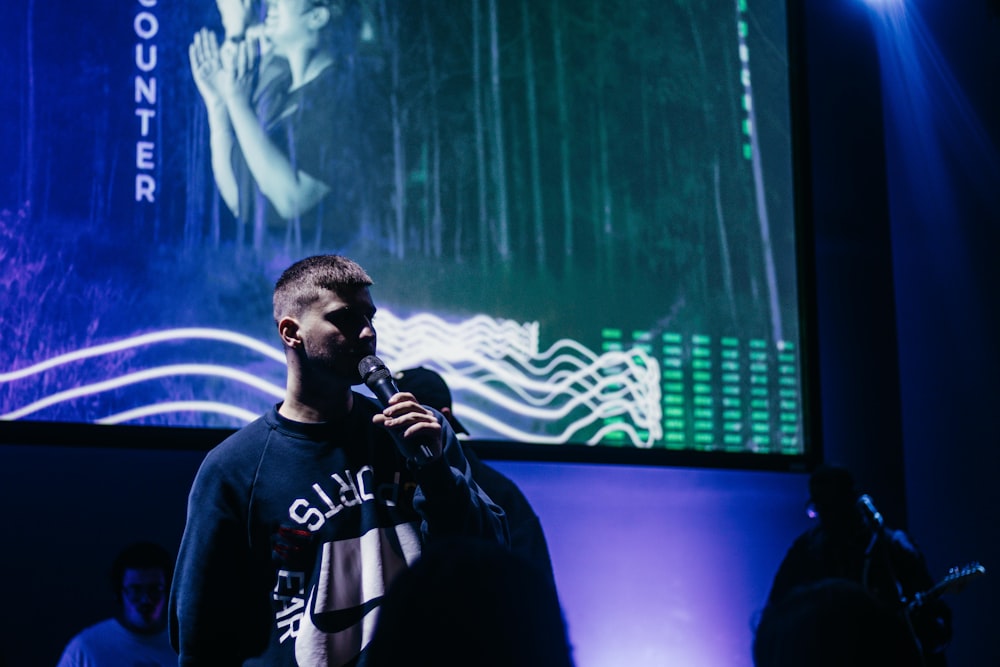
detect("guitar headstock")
(942, 561), (986, 593)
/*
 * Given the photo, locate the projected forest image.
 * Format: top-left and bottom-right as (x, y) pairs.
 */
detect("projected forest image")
(1, 0), (805, 455)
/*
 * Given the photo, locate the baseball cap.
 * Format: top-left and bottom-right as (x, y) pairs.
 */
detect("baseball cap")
(393, 367), (470, 435)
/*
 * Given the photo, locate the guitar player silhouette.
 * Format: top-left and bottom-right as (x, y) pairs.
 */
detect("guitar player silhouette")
(763, 465), (955, 666)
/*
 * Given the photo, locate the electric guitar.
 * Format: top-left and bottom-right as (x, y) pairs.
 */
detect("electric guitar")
(907, 561), (986, 612)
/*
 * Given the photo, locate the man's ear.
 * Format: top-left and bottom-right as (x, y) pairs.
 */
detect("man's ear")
(278, 316), (302, 349)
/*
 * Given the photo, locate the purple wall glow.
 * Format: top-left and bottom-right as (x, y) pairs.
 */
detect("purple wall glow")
(492, 461), (810, 667)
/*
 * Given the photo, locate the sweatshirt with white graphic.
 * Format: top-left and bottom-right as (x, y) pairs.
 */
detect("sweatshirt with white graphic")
(169, 395), (508, 667)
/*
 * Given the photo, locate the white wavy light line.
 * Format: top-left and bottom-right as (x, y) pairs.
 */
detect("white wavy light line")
(97, 401), (259, 425)
(0, 328), (285, 383)
(460, 405), (658, 447)
(1, 364), (285, 420)
(4, 312), (664, 448)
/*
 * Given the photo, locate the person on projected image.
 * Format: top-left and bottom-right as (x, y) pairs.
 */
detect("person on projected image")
(763, 465), (953, 666)
(393, 366), (558, 590)
(189, 0), (363, 257)
(168, 254), (508, 665)
(56, 541), (176, 667)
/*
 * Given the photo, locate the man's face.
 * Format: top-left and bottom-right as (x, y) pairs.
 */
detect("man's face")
(296, 286), (377, 386)
(264, 0), (315, 49)
(120, 568), (167, 634)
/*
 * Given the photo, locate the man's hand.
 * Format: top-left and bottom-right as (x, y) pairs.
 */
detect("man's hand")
(371, 392), (444, 464)
(189, 28), (225, 109)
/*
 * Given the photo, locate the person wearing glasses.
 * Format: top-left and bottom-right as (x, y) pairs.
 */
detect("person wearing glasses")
(56, 541), (176, 666)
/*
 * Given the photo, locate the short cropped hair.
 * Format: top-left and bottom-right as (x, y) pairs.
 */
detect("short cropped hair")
(272, 255), (373, 323)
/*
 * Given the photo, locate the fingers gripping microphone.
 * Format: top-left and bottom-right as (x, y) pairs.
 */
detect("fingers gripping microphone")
(358, 355), (399, 406)
(358, 355), (437, 464)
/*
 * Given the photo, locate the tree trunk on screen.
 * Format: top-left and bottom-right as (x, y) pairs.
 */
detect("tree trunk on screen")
(472, 0), (489, 270)
(422, 0), (443, 259)
(386, 2), (406, 259)
(552, 0), (574, 276)
(521, 0), (545, 270)
(592, 0), (613, 278)
(488, 0), (509, 262)
(23, 0), (36, 216)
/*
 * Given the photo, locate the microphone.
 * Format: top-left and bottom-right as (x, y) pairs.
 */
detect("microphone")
(358, 355), (400, 406)
(856, 494), (884, 530)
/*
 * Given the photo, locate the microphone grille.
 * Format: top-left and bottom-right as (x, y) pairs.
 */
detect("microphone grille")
(358, 355), (387, 382)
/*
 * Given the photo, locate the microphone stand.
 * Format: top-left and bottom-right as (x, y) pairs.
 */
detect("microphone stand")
(859, 496), (927, 667)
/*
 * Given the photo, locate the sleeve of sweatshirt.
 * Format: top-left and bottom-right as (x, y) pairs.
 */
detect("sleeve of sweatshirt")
(168, 431), (274, 666)
(410, 411), (510, 548)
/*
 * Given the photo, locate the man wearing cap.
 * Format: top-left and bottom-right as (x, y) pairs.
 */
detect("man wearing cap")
(394, 367), (558, 589)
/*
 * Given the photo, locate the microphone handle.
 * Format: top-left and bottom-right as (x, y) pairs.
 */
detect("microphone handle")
(368, 375), (400, 407)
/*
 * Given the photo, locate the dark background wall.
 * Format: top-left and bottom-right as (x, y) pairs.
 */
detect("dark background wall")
(1, 0), (997, 665)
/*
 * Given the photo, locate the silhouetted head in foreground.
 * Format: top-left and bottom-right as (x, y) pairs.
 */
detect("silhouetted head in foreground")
(366, 537), (574, 667)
